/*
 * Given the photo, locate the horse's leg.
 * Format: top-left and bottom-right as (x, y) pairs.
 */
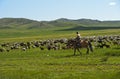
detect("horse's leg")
(86, 47), (89, 54)
(77, 48), (82, 55)
(74, 48), (76, 55)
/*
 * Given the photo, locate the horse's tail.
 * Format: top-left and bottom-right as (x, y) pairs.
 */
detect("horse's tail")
(88, 41), (93, 52)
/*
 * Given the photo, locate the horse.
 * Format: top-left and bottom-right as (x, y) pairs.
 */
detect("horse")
(67, 38), (93, 55)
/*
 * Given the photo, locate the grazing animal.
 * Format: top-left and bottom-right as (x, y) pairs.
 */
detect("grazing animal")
(0, 48), (5, 52)
(22, 48), (26, 51)
(40, 47), (44, 50)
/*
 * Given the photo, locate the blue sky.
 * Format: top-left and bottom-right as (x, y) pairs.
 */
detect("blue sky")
(0, 0), (120, 21)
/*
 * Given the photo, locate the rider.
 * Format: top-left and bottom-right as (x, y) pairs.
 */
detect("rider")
(75, 32), (81, 47)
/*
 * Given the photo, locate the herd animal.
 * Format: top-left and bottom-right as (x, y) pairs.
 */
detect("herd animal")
(0, 35), (120, 52)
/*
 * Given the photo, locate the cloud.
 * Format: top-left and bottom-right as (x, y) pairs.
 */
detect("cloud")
(109, 2), (117, 6)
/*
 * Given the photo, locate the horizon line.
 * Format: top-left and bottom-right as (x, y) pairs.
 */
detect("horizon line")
(0, 17), (120, 22)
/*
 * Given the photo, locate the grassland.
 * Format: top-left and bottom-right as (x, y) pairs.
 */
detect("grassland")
(0, 46), (120, 79)
(0, 28), (120, 42)
(0, 28), (120, 79)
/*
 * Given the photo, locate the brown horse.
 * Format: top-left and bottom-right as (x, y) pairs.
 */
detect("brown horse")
(67, 39), (93, 55)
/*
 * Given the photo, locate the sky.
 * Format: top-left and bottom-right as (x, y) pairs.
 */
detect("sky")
(0, 0), (120, 21)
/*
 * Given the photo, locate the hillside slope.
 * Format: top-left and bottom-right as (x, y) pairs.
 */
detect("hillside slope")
(0, 18), (120, 30)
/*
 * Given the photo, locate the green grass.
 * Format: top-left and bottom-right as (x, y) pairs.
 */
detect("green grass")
(0, 47), (120, 79)
(0, 28), (120, 42)
(0, 28), (120, 79)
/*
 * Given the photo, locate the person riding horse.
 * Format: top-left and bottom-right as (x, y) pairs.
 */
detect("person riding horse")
(67, 32), (93, 55)
(75, 32), (81, 47)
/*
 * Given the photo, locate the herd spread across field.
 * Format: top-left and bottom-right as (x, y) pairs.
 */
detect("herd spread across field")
(0, 35), (120, 54)
(0, 34), (120, 79)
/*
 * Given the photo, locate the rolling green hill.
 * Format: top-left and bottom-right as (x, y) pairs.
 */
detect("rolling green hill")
(0, 18), (120, 42)
(0, 18), (120, 30)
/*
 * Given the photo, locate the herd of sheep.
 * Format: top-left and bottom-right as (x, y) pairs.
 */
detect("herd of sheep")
(0, 35), (120, 52)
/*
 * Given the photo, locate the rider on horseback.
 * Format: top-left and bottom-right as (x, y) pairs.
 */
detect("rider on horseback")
(75, 32), (81, 47)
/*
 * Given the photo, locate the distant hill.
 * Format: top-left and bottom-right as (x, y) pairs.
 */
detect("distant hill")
(0, 18), (120, 30)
